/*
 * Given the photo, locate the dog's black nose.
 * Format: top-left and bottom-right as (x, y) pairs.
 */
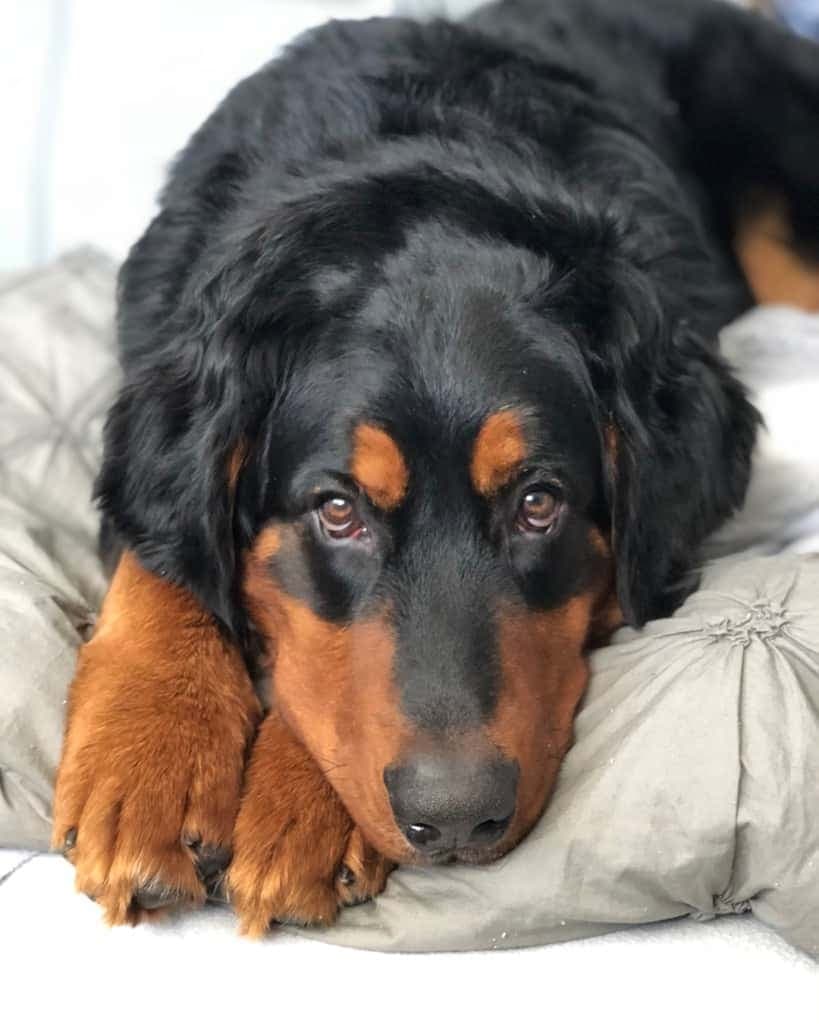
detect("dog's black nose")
(384, 754), (518, 856)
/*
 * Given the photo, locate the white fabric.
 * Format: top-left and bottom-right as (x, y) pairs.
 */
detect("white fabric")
(0, 848), (816, 1022)
(0, 0), (393, 272)
(707, 305), (819, 557)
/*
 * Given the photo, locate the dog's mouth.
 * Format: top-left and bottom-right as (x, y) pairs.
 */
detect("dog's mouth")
(420, 845), (508, 867)
(403, 826), (516, 868)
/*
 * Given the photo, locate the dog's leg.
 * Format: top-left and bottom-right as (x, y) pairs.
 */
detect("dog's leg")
(228, 710), (393, 937)
(669, 5), (819, 307)
(52, 552), (261, 924)
(228, 709), (392, 938)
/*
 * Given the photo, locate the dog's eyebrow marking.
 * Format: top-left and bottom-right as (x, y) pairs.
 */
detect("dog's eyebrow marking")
(470, 410), (528, 497)
(351, 424), (409, 511)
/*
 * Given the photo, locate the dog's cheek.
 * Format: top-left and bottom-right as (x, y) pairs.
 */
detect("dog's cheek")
(325, 618), (417, 861)
(243, 537), (413, 859)
(277, 613), (414, 862)
(487, 594), (595, 848)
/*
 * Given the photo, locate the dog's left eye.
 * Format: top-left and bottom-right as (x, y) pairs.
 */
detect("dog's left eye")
(317, 496), (368, 540)
(516, 488), (562, 533)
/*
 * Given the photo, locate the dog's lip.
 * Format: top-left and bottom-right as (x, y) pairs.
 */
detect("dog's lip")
(411, 843), (508, 868)
(423, 848), (458, 866)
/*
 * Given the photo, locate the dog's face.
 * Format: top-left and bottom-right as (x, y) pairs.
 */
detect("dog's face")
(239, 227), (619, 864)
(103, 169), (758, 867)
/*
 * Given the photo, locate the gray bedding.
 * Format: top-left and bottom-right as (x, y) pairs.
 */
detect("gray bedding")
(1, 252), (817, 956)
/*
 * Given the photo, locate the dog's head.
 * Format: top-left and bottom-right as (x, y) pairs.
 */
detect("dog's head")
(100, 155), (758, 864)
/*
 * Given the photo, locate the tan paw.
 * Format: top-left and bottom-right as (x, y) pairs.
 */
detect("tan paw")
(52, 556), (261, 925)
(227, 711), (392, 937)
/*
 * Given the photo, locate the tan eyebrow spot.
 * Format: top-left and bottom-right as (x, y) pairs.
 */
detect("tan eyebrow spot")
(470, 410), (528, 497)
(351, 424), (409, 511)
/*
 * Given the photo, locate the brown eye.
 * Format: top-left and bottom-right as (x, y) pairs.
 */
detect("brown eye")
(317, 496), (366, 540)
(517, 489), (561, 533)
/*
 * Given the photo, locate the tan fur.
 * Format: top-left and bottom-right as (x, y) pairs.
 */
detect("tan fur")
(350, 423), (409, 510)
(243, 527), (413, 862)
(485, 527), (621, 853)
(228, 709), (392, 937)
(470, 409), (527, 497)
(736, 202), (819, 311)
(488, 593), (594, 854)
(52, 552), (261, 925)
(227, 440), (248, 493)
(588, 526), (625, 640)
(245, 523), (622, 869)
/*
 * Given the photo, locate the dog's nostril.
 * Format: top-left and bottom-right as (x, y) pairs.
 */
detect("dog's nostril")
(405, 822), (442, 847)
(469, 815), (512, 847)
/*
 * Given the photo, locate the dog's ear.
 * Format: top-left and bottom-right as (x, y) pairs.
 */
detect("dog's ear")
(97, 355), (249, 636)
(603, 313), (758, 626)
(582, 246), (760, 628)
(96, 199), (269, 636)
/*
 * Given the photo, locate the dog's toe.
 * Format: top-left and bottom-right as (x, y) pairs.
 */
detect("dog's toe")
(189, 840), (232, 895)
(130, 882), (186, 913)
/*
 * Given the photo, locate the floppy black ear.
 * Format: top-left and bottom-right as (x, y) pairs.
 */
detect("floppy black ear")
(96, 351), (248, 635)
(607, 318), (759, 626)
(95, 194), (268, 636)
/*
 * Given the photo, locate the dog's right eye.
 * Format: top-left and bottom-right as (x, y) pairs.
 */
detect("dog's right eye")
(317, 496), (368, 541)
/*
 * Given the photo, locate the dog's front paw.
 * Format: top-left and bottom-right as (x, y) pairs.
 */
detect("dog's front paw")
(227, 711), (392, 937)
(52, 630), (260, 925)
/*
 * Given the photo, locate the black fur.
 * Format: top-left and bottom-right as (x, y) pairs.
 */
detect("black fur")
(96, 0), (819, 653)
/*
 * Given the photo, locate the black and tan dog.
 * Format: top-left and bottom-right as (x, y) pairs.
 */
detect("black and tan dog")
(52, 0), (819, 935)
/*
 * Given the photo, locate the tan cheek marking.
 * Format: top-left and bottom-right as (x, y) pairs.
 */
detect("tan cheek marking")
(470, 409), (527, 497)
(253, 525), (281, 563)
(488, 523), (619, 853)
(488, 594), (595, 849)
(588, 526), (625, 641)
(351, 424), (409, 511)
(242, 532), (414, 861)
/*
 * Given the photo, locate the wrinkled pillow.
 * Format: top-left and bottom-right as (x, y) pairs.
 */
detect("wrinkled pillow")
(1, 252), (817, 959)
(0, 250), (115, 849)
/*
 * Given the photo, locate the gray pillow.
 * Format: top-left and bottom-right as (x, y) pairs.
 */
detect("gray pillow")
(0, 250), (115, 849)
(1, 252), (817, 959)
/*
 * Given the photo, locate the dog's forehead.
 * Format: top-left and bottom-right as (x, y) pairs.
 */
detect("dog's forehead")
(275, 234), (601, 499)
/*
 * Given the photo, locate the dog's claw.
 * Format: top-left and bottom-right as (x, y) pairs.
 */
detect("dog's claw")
(195, 844), (232, 893)
(336, 864), (356, 887)
(131, 884), (184, 913)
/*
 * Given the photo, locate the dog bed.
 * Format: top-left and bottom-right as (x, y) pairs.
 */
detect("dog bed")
(1, 250), (818, 959)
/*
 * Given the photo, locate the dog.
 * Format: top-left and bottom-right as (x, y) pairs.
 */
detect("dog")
(52, 0), (819, 936)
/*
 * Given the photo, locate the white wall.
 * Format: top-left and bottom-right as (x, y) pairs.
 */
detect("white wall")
(0, 0), (397, 271)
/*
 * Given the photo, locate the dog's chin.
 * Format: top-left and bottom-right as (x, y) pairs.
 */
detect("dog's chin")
(410, 843), (512, 868)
